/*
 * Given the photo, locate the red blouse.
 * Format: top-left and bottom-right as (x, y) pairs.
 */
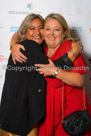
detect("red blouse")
(39, 41), (91, 136)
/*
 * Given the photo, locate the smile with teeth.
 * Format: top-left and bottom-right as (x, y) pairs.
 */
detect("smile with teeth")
(34, 36), (41, 39)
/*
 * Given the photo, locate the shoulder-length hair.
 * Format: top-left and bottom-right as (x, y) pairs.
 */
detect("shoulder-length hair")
(17, 13), (44, 41)
(44, 13), (79, 42)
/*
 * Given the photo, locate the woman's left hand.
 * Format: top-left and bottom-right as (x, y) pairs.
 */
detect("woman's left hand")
(35, 59), (56, 76)
(72, 42), (83, 55)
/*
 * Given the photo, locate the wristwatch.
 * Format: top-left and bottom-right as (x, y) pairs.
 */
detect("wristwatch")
(54, 67), (59, 77)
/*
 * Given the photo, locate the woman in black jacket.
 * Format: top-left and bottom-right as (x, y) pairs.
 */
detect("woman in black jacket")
(0, 13), (82, 136)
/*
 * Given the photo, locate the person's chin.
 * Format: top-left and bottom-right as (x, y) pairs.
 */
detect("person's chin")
(34, 39), (43, 44)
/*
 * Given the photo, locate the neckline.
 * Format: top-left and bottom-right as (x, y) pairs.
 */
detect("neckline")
(45, 44), (62, 59)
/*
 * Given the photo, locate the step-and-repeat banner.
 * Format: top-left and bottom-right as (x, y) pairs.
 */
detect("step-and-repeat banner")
(0, 0), (91, 102)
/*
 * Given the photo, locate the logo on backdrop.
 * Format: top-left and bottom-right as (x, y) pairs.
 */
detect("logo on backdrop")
(67, 8), (82, 15)
(0, 55), (8, 62)
(0, 74), (2, 78)
(27, 3), (32, 10)
(72, 27), (82, 33)
(9, 11), (29, 15)
(90, 28), (91, 32)
(0, 55), (4, 62)
(10, 26), (19, 32)
(9, 3), (32, 15)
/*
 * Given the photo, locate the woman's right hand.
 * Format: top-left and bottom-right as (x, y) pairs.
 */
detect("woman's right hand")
(11, 44), (27, 64)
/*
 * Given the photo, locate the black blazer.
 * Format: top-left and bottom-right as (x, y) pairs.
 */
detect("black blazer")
(0, 40), (73, 136)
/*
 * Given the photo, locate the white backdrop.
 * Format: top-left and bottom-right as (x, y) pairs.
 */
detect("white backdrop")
(0, 0), (91, 103)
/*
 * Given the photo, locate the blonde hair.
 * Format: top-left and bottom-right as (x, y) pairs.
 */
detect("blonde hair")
(44, 13), (78, 41)
(17, 13), (44, 41)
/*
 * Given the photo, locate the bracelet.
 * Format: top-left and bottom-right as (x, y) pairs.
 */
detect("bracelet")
(70, 49), (78, 58)
(10, 43), (16, 50)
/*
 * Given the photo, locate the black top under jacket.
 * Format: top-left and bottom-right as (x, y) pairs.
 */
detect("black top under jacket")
(0, 40), (73, 136)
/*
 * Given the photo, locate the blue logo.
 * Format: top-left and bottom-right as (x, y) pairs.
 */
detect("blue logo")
(72, 27), (82, 33)
(10, 26), (19, 32)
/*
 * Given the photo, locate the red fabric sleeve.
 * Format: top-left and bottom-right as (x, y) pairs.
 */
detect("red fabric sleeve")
(60, 41), (87, 74)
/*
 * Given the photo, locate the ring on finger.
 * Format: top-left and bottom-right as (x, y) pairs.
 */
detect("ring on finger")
(14, 56), (17, 59)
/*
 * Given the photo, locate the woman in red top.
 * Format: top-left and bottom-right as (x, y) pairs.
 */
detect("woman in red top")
(35, 13), (91, 136)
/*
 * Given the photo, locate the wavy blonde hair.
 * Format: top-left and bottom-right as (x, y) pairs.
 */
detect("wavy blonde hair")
(44, 13), (78, 41)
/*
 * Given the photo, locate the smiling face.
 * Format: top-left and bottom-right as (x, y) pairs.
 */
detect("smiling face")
(26, 18), (44, 44)
(44, 19), (66, 49)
